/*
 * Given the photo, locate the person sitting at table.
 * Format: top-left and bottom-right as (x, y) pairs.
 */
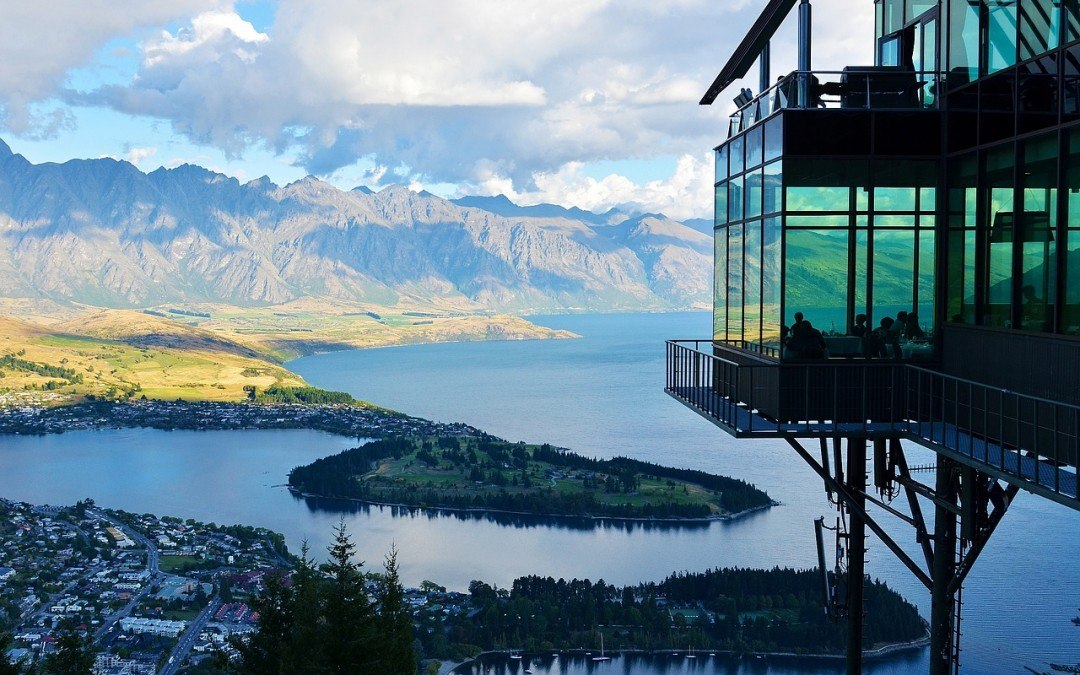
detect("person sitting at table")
(868, 316), (898, 359)
(904, 311), (926, 339)
(850, 314), (868, 338)
(786, 320), (826, 359)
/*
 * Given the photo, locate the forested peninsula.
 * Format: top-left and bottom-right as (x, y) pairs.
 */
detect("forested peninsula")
(288, 436), (774, 521)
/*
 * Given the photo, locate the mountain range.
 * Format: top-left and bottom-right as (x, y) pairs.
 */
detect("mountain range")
(0, 139), (711, 313)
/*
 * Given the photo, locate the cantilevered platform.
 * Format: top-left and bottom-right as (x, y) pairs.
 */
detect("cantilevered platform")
(666, 340), (1080, 511)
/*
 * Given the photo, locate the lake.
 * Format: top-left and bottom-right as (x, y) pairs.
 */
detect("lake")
(1, 312), (1076, 674)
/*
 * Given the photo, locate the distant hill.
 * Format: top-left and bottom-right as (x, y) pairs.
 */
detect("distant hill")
(0, 141), (711, 313)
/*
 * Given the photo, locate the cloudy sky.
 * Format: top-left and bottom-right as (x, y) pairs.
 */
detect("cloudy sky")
(0, 0), (871, 219)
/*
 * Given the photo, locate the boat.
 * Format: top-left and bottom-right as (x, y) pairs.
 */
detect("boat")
(686, 645), (696, 659)
(591, 632), (611, 661)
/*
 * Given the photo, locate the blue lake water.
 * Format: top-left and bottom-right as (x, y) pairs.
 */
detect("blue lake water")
(1, 311), (1076, 674)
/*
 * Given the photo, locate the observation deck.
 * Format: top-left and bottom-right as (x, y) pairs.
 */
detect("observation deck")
(666, 339), (1079, 511)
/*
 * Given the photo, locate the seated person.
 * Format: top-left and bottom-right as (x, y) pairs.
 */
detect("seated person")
(868, 316), (898, 359)
(786, 320), (827, 359)
(904, 311), (926, 339)
(850, 314), (869, 338)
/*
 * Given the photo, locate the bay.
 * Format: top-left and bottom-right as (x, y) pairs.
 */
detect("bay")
(1, 312), (1076, 673)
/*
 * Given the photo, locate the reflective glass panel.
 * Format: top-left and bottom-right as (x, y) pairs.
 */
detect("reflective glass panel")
(1020, 0), (1062, 60)
(728, 224), (744, 339)
(715, 182), (728, 228)
(988, 1), (1018, 74)
(745, 125), (763, 169)
(744, 220), (763, 346)
(762, 217), (782, 348)
(873, 229), (917, 321)
(763, 116), (783, 162)
(729, 175), (743, 222)
(745, 168), (763, 219)
(784, 229), (850, 337)
(949, 0), (980, 84)
(907, 0), (937, 23)
(917, 228), (937, 336)
(763, 161), (783, 215)
(1020, 135), (1058, 332)
(730, 135), (745, 176)
(715, 145), (729, 182)
(714, 230), (728, 341)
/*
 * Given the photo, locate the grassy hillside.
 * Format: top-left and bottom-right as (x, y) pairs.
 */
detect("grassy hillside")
(0, 299), (575, 405)
(0, 314), (306, 405)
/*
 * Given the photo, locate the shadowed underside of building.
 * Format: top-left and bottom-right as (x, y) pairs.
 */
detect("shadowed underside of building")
(668, 1), (1080, 673)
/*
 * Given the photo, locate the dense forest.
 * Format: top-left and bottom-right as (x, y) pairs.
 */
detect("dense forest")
(250, 385), (354, 404)
(427, 568), (926, 659)
(288, 436), (773, 520)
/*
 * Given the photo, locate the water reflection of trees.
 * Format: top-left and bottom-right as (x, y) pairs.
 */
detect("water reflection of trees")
(291, 493), (715, 533)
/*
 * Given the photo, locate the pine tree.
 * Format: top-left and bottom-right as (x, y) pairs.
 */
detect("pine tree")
(287, 542), (324, 674)
(375, 545), (416, 675)
(320, 519), (375, 674)
(40, 622), (94, 675)
(231, 569), (294, 674)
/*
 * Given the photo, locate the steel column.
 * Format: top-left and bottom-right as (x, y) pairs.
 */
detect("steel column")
(845, 437), (866, 675)
(929, 457), (959, 675)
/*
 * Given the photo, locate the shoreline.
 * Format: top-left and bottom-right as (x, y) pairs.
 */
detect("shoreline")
(288, 486), (778, 525)
(447, 635), (931, 671)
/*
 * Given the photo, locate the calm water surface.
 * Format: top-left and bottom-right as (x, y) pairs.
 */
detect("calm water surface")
(1, 312), (1076, 674)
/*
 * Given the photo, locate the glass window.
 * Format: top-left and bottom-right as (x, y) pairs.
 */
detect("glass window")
(730, 135), (745, 176)
(1020, 55), (1060, 134)
(714, 230), (728, 341)
(988, 1), (1019, 74)
(918, 228), (937, 335)
(762, 217), (782, 348)
(907, 0), (938, 23)
(1065, 128), (1080, 335)
(980, 71), (1017, 144)
(949, 0), (980, 85)
(784, 159), (869, 212)
(947, 155), (977, 323)
(1065, 45), (1080, 124)
(983, 145), (1015, 328)
(1068, 0), (1080, 44)
(728, 224), (744, 340)
(763, 116), (783, 162)
(714, 182), (728, 228)
(763, 161), (783, 215)
(745, 125), (763, 169)
(786, 215), (850, 228)
(784, 229), (850, 338)
(1020, 0), (1062, 60)
(883, 0), (904, 34)
(919, 187), (937, 211)
(873, 229), (917, 321)
(729, 175), (743, 222)
(715, 145), (728, 182)
(745, 168), (763, 219)
(874, 187), (917, 211)
(744, 220), (763, 346)
(1019, 135), (1058, 332)
(855, 229), (869, 328)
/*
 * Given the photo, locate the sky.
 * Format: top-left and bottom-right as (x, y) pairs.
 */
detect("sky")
(0, 0), (872, 220)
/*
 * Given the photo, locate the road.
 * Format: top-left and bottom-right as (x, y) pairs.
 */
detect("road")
(159, 596), (221, 675)
(88, 508), (163, 643)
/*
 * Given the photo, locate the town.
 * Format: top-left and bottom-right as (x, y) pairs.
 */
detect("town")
(0, 399), (479, 439)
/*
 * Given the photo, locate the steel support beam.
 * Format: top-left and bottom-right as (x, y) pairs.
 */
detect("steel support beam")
(845, 437), (866, 675)
(929, 458), (959, 675)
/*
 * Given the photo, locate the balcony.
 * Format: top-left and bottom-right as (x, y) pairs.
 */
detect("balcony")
(666, 339), (1079, 509)
(727, 68), (941, 138)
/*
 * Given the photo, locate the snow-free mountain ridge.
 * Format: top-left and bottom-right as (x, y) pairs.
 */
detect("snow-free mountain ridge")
(0, 143), (710, 312)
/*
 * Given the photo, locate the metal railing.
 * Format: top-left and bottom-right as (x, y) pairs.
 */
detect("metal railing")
(728, 68), (941, 137)
(666, 340), (1079, 503)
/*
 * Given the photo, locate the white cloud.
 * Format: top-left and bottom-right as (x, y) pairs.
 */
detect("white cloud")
(123, 146), (158, 165)
(0, 0), (222, 133)
(3, 0), (874, 215)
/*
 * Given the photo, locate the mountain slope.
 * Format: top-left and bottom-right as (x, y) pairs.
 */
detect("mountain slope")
(0, 144), (711, 312)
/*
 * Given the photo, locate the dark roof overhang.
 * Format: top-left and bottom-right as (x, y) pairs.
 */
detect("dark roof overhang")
(700, 0), (799, 105)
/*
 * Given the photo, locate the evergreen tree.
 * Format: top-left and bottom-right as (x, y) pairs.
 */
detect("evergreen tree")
(375, 545), (416, 675)
(231, 570), (294, 674)
(320, 520), (375, 674)
(287, 543), (324, 675)
(40, 622), (94, 675)
(0, 632), (28, 675)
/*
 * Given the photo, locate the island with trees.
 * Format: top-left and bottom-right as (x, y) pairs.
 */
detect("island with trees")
(287, 436), (774, 521)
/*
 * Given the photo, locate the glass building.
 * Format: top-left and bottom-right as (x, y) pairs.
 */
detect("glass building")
(668, 3), (1080, 674)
